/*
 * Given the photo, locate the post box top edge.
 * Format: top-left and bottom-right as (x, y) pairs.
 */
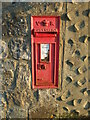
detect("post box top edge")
(31, 16), (60, 18)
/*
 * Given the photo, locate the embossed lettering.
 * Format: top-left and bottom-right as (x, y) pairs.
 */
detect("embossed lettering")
(36, 21), (40, 26)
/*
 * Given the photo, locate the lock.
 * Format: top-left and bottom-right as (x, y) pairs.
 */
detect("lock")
(37, 64), (46, 70)
(31, 16), (60, 89)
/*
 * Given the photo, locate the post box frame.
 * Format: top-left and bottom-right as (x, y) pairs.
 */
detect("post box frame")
(31, 16), (60, 89)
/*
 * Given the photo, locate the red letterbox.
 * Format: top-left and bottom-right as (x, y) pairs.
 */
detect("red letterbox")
(31, 16), (60, 89)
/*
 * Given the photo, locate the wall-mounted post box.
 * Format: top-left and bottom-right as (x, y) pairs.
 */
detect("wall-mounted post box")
(31, 16), (60, 89)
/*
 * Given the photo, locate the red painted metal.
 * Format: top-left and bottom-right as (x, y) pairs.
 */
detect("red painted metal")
(31, 16), (60, 89)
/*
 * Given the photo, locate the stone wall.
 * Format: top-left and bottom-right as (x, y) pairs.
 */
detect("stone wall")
(0, 2), (90, 119)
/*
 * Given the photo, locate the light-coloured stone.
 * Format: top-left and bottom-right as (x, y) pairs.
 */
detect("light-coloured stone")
(1, 2), (89, 119)
(0, 41), (8, 59)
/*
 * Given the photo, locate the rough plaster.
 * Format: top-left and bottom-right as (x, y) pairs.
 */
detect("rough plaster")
(0, 2), (90, 119)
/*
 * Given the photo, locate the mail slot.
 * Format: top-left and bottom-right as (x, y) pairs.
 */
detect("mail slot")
(31, 16), (60, 89)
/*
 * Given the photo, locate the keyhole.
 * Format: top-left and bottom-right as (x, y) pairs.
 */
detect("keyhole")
(41, 65), (45, 69)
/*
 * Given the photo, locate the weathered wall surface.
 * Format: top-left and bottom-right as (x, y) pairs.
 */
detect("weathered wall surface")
(0, 2), (90, 119)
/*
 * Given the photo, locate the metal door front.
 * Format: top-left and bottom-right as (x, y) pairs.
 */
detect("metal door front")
(36, 42), (55, 86)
